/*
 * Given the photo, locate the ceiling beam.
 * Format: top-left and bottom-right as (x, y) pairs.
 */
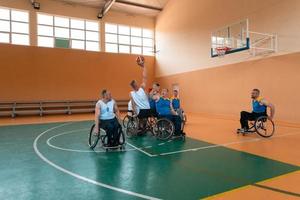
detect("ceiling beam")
(115, 0), (163, 11)
(98, 0), (116, 19)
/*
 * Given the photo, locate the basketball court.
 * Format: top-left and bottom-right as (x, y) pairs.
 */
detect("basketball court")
(0, 0), (300, 199)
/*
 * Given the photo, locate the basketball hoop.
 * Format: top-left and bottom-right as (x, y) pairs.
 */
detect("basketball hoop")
(216, 47), (231, 57)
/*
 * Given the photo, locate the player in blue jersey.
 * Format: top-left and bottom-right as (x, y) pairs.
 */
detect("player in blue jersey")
(238, 89), (275, 133)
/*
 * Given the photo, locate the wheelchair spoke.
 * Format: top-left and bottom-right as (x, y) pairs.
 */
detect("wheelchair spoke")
(255, 116), (275, 138)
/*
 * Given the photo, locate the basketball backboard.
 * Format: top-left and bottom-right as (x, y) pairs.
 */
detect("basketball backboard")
(211, 19), (249, 57)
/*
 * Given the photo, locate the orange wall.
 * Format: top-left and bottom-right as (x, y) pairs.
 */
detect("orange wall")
(156, 52), (300, 123)
(0, 44), (154, 101)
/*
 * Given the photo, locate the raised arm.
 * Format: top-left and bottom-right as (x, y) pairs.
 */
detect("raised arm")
(141, 63), (147, 89)
(261, 99), (275, 120)
(94, 104), (101, 133)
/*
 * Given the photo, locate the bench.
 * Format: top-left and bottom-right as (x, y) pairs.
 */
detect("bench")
(0, 99), (129, 118)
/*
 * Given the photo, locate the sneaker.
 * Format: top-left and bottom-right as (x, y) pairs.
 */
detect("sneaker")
(237, 128), (252, 133)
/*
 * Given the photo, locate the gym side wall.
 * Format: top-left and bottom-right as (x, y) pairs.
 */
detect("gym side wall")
(0, 44), (155, 101)
(156, 52), (300, 123)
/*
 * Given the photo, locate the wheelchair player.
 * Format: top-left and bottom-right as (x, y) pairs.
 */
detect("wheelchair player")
(94, 89), (122, 147)
(129, 56), (153, 131)
(238, 88), (275, 133)
(156, 88), (185, 136)
(171, 89), (186, 122)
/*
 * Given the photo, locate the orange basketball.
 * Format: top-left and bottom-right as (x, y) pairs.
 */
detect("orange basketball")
(136, 56), (145, 67)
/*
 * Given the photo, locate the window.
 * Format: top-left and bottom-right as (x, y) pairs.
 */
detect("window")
(37, 13), (100, 51)
(105, 23), (154, 56)
(0, 7), (29, 45)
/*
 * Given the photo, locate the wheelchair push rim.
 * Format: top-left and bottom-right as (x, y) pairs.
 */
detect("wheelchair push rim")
(118, 125), (126, 145)
(88, 124), (100, 149)
(125, 118), (139, 138)
(122, 115), (132, 128)
(154, 118), (174, 140)
(255, 116), (275, 138)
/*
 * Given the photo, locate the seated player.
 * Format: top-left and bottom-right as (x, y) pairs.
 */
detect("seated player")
(128, 99), (140, 116)
(155, 88), (185, 136)
(94, 89), (122, 147)
(130, 56), (152, 118)
(171, 89), (186, 121)
(238, 88), (275, 133)
(149, 82), (160, 117)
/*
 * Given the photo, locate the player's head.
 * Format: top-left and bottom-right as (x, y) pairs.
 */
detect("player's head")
(173, 89), (179, 97)
(101, 89), (112, 101)
(251, 88), (260, 99)
(161, 88), (169, 98)
(152, 83), (160, 92)
(130, 80), (139, 91)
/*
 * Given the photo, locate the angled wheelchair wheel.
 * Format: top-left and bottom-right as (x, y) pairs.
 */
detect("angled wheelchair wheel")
(88, 124), (100, 149)
(125, 117), (139, 138)
(122, 115), (131, 128)
(154, 118), (174, 140)
(255, 116), (275, 138)
(118, 125), (126, 145)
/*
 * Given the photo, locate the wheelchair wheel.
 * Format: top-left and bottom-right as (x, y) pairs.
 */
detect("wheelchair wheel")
(255, 116), (275, 138)
(122, 115), (131, 128)
(154, 118), (174, 140)
(88, 124), (100, 149)
(118, 126), (126, 145)
(126, 117), (139, 138)
(147, 116), (157, 134)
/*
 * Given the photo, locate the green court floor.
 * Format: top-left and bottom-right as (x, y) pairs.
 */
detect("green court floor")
(0, 121), (299, 200)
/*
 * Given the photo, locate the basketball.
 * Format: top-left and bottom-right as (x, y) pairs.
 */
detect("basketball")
(136, 56), (145, 67)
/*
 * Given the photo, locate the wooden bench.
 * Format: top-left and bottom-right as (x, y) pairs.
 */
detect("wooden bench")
(0, 99), (129, 118)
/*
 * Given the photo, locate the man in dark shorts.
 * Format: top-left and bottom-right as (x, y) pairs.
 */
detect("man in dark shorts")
(238, 88), (275, 133)
(129, 56), (152, 131)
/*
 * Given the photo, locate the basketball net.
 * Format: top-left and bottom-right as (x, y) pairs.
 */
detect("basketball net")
(216, 47), (230, 57)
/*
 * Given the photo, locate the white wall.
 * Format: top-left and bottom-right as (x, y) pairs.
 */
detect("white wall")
(155, 0), (300, 77)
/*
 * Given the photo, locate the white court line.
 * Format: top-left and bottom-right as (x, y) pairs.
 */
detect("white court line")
(125, 142), (156, 157)
(46, 128), (136, 153)
(33, 123), (161, 200)
(156, 132), (300, 156)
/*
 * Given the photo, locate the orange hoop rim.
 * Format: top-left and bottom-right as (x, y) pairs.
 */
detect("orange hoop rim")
(216, 46), (231, 51)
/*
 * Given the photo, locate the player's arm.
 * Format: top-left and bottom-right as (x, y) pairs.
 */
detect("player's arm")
(261, 99), (275, 120)
(94, 104), (101, 133)
(140, 61), (147, 89)
(153, 93), (160, 101)
(170, 101), (177, 115)
(130, 93), (138, 115)
(113, 102), (121, 123)
(149, 88), (155, 98)
(154, 93), (161, 102)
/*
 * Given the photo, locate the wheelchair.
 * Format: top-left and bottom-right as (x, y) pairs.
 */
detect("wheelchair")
(125, 111), (185, 141)
(88, 123), (125, 151)
(237, 115), (275, 138)
(122, 111), (134, 128)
